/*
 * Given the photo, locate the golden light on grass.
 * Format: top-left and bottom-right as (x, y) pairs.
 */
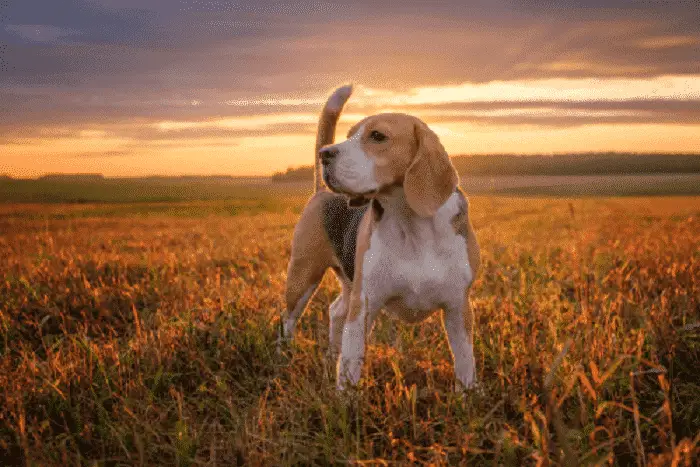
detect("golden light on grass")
(1, 196), (698, 463)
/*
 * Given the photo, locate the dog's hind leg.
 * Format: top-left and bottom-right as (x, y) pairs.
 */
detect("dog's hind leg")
(280, 260), (326, 347)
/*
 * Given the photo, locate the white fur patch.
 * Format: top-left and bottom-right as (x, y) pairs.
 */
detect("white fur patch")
(362, 190), (472, 318)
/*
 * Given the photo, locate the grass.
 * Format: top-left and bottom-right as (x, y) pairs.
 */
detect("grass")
(0, 198), (310, 220)
(1, 195), (699, 465)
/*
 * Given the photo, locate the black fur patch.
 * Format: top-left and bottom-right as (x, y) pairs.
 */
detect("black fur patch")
(371, 198), (384, 222)
(322, 195), (368, 282)
(348, 196), (370, 207)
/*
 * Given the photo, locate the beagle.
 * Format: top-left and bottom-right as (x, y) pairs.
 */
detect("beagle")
(281, 84), (481, 391)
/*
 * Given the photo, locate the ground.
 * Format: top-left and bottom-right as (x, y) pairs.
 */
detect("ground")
(0, 192), (699, 465)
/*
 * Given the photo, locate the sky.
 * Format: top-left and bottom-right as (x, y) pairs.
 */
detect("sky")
(1, 0), (699, 177)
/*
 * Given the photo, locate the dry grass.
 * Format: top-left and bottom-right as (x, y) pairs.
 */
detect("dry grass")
(1, 196), (699, 465)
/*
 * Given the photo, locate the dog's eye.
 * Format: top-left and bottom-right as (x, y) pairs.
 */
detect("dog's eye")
(369, 130), (387, 142)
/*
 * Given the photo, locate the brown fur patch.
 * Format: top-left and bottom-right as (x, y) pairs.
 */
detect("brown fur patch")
(403, 120), (459, 217)
(451, 188), (481, 280)
(347, 208), (374, 322)
(286, 192), (339, 312)
(462, 287), (474, 337)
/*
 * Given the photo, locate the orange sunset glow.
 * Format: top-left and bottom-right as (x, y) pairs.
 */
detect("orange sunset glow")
(2, 1), (700, 177)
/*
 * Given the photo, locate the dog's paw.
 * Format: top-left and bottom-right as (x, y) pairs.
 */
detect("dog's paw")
(455, 379), (485, 399)
(336, 357), (363, 391)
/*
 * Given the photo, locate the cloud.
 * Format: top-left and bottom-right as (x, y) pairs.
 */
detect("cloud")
(0, 120), (319, 145)
(401, 99), (700, 114)
(4, 24), (83, 43)
(126, 122), (319, 141)
(3, 75), (700, 147)
(2, 0), (157, 46)
(2, 1), (699, 93)
(636, 36), (700, 49)
(517, 61), (653, 75)
(73, 149), (132, 158)
(355, 76), (700, 106)
(425, 113), (700, 129)
(1, 0), (699, 153)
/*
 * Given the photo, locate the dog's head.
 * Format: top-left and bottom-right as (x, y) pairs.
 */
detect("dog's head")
(319, 113), (458, 216)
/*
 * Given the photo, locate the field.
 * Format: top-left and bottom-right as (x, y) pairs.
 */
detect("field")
(1, 189), (699, 465)
(2, 173), (700, 205)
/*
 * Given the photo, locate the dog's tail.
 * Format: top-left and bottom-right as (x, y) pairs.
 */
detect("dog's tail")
(314, 84), (354, 193)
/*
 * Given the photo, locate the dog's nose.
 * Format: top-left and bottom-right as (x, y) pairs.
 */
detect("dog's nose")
(319, 147), (339, 165)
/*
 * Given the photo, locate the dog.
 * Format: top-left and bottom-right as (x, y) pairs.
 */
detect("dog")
(281, 84), (480, 391)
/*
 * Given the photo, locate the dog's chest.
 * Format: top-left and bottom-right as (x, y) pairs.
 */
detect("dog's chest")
(362, 215), (472, 317)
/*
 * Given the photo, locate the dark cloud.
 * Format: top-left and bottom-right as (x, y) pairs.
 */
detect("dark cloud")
(2, 0), (158, 45)
(1, 0), (698, 136)
(401, 99), (700, 113)
(0, 87), (321, 131)
(426, 113), (700, 128)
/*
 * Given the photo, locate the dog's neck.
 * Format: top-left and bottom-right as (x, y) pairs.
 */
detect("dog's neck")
(372, 185), (461, 257)
(374, 185), (413, 220)
(373, 186), (438, 246)
(374, 184), (461, 237)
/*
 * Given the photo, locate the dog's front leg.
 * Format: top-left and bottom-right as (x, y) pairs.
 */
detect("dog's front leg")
(328, 285), (352, 358)
(337, 293), (379, 390)
(443, 290), (477, 391)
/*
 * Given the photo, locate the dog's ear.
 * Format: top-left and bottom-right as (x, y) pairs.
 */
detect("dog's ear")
(404, 120), (458, 217)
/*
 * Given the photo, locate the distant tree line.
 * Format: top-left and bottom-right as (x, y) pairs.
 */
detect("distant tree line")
(271, 153), (700, 181)
(270, 166), (315, 182)
(38, 173), (105, 182)
(0, 174), (255, 182)
(451, 153), (700, 176)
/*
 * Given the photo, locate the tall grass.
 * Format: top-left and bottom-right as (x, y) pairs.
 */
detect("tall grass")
(1, 197), (698, 465)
